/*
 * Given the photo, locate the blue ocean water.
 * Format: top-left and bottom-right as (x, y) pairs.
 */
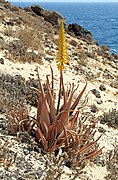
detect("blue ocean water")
(12, 2), (118, 54)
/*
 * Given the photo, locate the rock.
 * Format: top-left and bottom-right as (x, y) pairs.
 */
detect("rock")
(110, 81), (118, 89)
(97, 99), (103, 104)
(112, 53), (118, 60)
(98, 127), (106, 133)
(85, 70), (95, 80)
(45, 57), (54, 62)
(0, 58), (4, 64)
(24, 7), (32, 12)
(99, 84), (106, 91)
(68, 23), (93, 40)
(31, 5), (44, 16)
(90, 104), (98, 113)
(69, 39), (78, 47)
(6, 19), (14, 26)
(31, 5), (64, 26)
(91, 89), (101, 98)
(0, 6), (4, 11)
(101, 45), (109, 52)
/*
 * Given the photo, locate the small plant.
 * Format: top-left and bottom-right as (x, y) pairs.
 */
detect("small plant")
(7, 20), (102, 162)
(105, 145), (118, 180)
(99, 108), (118, 129)
(0, 140), (16, 167)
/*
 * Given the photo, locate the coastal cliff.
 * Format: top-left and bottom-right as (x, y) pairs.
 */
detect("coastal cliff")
(0, 0), (118, 179)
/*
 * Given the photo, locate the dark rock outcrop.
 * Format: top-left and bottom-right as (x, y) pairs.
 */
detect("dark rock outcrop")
(31, 5), (64, 26)
(68, 23), (93, 41)
(31, 5), (44, 16)
(0, 0), (5, 4)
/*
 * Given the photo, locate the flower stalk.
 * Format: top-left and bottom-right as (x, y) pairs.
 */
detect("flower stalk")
(56, 20), (68, 114)
(57, 20), (67, 72)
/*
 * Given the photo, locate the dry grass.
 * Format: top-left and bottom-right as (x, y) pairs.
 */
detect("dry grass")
(0, 140), (16, 167)
(5, 26), (45, 63)
(17, 26), (43, 51)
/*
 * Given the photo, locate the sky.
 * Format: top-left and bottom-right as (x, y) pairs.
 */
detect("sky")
(9, 0), (118, 2)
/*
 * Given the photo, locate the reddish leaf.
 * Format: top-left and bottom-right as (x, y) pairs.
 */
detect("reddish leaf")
(67, 110), (80, 130)
(86, 147), (104, 160)
(70, 82), (87, 115)
(50, 65), (54, 97)
(61, 71), (67, 107)
(56, 84), (79, 134)
(79, 135), (102, 154)
(46, 75), (55, 123)
(37, 93), (42, 124)
(40, 101), (50, 132)
(36, 67), (50, 125)
(36, 127), (48, 151)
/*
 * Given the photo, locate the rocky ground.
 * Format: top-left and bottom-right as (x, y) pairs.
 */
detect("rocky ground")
(0, 0), (118, 179)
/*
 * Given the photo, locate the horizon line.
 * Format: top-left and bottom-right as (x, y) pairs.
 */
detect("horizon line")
(10, 1), (118, 3)
(9, 1), (118, 3)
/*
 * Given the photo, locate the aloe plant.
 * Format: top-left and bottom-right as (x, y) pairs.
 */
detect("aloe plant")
(7, 20), (103, 159)
(34, 65), (88, 152)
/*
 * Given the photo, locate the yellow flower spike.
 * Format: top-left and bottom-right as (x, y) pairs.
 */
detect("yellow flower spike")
(57, 20), (67, 72)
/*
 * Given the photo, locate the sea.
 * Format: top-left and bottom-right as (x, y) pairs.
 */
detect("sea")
(11, 2), (118, 54)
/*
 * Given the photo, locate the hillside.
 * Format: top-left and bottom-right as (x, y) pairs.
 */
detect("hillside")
(0, 0), (118, 179)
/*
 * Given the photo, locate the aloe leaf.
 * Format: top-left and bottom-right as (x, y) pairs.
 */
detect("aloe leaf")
(79, 135), (102, 154)
(61, 122), (68, 147)
(66, 83), (72, 99)
(56, 73), (62, 115)
(43, 121), (49, 140)
(61, 71), (67, 107)
(49, 125), (57, 140)
(71, 134), (80, 150)
(67, 110), (80, 130)
(48, 137), (57, 151)
(48, 127), (58, 151)
(40, 101), (50, 132)
(65, 83), (79, 111)
(59, 131), (75, 150)
(50, 65), (54, 97)
(57, 84), (78, 133)
(70, 82), (87, 115)
(7, 114), (15, 135)
(86, 147), (104, 160)
(48, 140), (58, 153)
(56, 117), (66, 135)
(36, 67), (50, 124)
(46, 75), (55, 123)
(37, 93), (42, 124)
(56, 138), (66, 149)
(36, 127), (48, 151)
(47, 118), (57, 142)
(84, 123), (96, 136)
